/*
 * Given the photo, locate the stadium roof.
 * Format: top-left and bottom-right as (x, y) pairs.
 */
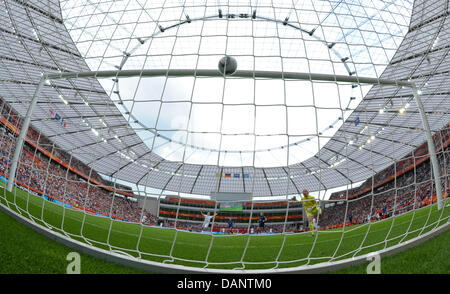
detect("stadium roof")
(0, 0), (449, 197)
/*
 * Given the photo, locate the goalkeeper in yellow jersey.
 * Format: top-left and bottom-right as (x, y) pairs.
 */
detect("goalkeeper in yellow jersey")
(301, 189), (322, 235)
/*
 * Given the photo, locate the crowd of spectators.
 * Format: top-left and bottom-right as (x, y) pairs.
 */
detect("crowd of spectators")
(319, 144), (449, 229)
(329, 126), (450, 201)
(0, 126), (157, 225)
(0, 100), (121, 189)
(158, 218), (298, 234)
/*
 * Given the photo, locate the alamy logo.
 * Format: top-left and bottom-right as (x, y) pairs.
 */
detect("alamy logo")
(66, 252), (81, 274)
(366, 252), (381, 274)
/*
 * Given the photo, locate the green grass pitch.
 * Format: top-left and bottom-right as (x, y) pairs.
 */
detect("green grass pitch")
(0, 182), (448, 273)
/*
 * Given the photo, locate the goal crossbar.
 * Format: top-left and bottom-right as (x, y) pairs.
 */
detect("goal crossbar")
(45, 69), (413, 87)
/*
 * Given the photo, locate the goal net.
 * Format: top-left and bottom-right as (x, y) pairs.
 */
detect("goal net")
(0, 0), (448, 273)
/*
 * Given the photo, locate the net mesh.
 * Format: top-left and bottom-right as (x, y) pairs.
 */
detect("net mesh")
(0, 0), (449, 272)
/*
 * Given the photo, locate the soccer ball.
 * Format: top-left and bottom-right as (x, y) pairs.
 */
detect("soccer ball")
(218, 56), (237, 75)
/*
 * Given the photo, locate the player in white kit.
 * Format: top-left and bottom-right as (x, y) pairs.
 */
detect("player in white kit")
(201, 210), (217, 231)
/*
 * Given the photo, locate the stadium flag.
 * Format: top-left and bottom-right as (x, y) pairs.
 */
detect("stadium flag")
(354, 116), (360, 126)
(243, 173), (250, 179)
(233, 173), (240, 178)
(224, 173), (231, 178)
(219, 202), (243, 212)
(50, 109), (67, 128)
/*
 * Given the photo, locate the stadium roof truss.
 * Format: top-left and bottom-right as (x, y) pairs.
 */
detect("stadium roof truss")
(0, 0), (449, 198)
